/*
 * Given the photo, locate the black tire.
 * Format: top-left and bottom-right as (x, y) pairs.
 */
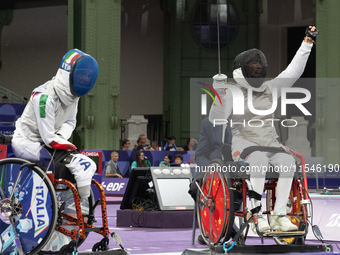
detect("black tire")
(58, 240), (77, 255)
(92, 238), (109, 252)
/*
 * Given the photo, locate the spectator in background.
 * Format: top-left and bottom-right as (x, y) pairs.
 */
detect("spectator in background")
(131, 151), (148, 170)
(173, 154), (183, 166)
(2, 96), (8, 103)
(181, 139), (190, 151)
(122, 139), (131, 151)
(135, 134), (154, 151)
(104, 151), (123, 178)
(151, 140), (159, 151)
(133, 138), (141, 150)
(163, 135), (177, 151)
(159, 154), (172, 167)
(181, 138), (198, 151)
(187, 154), (196, 164)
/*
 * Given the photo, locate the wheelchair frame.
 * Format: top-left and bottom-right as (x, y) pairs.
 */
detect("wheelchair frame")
(0, 153), (127, 255)
(53, 178), (109, 245)
(196, 148), (314, 249)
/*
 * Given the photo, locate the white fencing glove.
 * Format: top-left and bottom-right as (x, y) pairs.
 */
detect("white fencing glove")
(213, 73), (227, 97)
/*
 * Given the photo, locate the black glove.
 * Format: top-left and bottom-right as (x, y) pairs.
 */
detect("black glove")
(305, 26), (319, 40)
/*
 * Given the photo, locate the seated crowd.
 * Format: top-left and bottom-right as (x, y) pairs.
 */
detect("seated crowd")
(103, 134), (197, 178)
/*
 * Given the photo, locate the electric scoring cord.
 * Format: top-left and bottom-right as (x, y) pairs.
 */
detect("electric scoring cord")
(131, 210), (145, 227)
(130, 197), (159, 227)
(301, 181), (340, 251)
(216, 0), (221, 75)
(222, 239), (236, 252)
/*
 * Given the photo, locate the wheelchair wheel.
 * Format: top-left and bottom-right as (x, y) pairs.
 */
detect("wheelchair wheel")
(266, 183), (301, 245)
(197, 159), (234, 245)
(0, 158), (58, 255)
(41, 186), (95, 252)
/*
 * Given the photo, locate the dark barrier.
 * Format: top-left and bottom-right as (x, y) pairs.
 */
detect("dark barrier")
(0, 103), (25, 135)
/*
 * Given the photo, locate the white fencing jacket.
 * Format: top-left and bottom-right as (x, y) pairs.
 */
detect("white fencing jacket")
(209, 41), (313, 146)
(13, 68), (97, 188)
(14, 68), (78, 150)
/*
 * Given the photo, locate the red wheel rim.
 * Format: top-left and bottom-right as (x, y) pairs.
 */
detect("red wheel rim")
(199, 171), (230, 243)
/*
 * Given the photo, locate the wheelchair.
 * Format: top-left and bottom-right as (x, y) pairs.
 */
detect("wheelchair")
(196, 146), (312, 250)
(0, 135), (120, 255)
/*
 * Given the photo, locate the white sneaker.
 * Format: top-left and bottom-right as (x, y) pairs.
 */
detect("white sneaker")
(270, 212), (298, 232)
(251, 212), (271, 234)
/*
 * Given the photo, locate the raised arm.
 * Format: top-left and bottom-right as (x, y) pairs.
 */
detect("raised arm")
(267, 26), (318, 95)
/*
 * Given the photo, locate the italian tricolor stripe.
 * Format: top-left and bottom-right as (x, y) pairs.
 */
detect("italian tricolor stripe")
(39, 94), (48, 118)
(64, 51), (81, 65)
(35, 224), (49, 236)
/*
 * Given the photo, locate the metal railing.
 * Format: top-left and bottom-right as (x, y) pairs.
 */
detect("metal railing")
(0, 86), (27, 104)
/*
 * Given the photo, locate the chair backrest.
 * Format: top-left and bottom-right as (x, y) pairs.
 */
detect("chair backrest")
(0, 134), (13, 144)
(36, 147), (56, 173)
(0, 144), (7, 159)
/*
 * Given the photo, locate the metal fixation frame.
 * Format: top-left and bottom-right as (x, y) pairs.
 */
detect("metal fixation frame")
(38, 248), (128, 255)
(182, 244), (333, 255)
